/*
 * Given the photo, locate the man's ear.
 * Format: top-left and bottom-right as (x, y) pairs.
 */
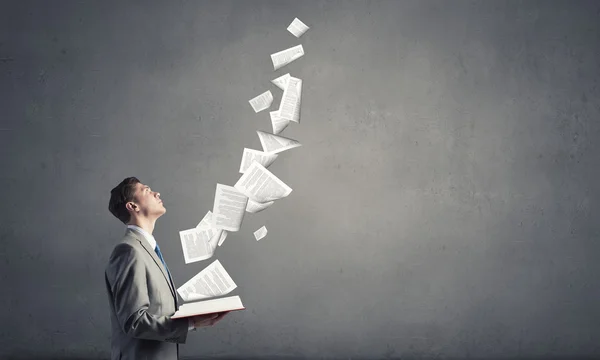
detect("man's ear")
(125, 202), (136, 212)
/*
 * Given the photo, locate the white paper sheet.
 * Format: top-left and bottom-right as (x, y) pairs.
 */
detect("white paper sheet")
(239, 148), (278, 173)
(254, 226), (268, 241)
(278, 76), (302, 123)
(271, 73), (291, 90)
(217, 230), (228, 247)
(248, 90), (273, 113)
(245, 198), (274, 214)
(212, 183), (248, 232)
(287, 18), (310, 38)
(196, 210), (213, 230)
(270, 44), (304, 71)
(177, 259), (237, 301)
(257, 130), (302, 154)
(234, 161), (292, 203)
(179, 227), (214, 264)
(270, 110), (290, 135)
(195, 210), (226, 252)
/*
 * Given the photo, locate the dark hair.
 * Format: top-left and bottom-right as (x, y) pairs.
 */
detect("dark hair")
(108, 177), (141, 224)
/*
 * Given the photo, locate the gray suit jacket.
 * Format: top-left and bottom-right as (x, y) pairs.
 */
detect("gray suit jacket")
(105, 228), (189, 360)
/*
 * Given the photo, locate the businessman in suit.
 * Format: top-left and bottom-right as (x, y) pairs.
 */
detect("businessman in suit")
(105, 176), (228, 360)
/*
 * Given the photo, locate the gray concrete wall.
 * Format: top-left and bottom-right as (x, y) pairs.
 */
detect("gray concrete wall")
(1, 1), (599, 359)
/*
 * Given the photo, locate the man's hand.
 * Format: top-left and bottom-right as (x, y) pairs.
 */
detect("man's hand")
(191, 311), (230, 328)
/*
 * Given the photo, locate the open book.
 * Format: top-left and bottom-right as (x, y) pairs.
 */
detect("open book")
(171, 295), (245, 319)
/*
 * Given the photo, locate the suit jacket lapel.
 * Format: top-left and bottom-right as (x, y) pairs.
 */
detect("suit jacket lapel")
(126, 229), (177, 300)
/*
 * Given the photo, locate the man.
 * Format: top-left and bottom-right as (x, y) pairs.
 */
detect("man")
(105, 177), (228, 360)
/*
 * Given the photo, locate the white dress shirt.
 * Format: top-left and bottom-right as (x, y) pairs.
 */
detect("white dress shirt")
(127, 225), (195, 331)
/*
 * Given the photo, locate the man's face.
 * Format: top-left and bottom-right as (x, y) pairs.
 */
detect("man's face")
(129, 182), (165, 219)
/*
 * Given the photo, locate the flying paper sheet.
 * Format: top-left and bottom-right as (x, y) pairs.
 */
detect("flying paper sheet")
(270, 110), (290, 135)
(234, 161), (292, 203)
(278, 76), (302, 123)
(196, 210), (213, 230)
(217, 230), (228, 247)
(196, 210), (225, 252)
(177, 259), (237, 301)
(245, 198), (274, 214)
(254, 226), (268, 241)
(271, 73), (291, 90)
(212, 183), (248, 232)
(239, 148), (278, 173)
(270, 44), (304, 71)
(209, 229), (224, 252)
(179, 227), (214, 264)
(287, 18), (310, 38)
(249, 90), (273, 113)
(257, 130), (302, 154)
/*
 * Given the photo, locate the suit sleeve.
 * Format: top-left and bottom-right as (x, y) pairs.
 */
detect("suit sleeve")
(106, 243), (189, 343)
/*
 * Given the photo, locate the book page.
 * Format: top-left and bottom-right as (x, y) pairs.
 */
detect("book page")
(270, 110), (290, 135)
(179, 228), (213, 264)
(245, 198), (274, 213)
(257, 130), (302, 154)
(239, 148), (278, 173)
(278, 76), (302, 123)
(234, 161), (292, 203)
(270, 44), (304, 70)
(287, 17), (310, 38)
(248, 90), (273, 113)
(254, 225), (268, 241)
(177, 259), (237, 301)
(171, 295), (245, 319)
(271, 73), (290, 90)
(212, 183), (248, 232)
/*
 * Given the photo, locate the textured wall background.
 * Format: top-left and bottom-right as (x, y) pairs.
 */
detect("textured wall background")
(1, 0), (599, 359)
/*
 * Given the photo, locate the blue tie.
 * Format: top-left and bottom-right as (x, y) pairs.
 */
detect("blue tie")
(154, 243), (173, 289)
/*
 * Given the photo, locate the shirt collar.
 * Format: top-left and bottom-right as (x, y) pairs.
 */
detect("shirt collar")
(127, 224), (157, 249)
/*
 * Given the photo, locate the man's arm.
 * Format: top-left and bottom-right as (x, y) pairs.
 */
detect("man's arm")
(106, 243), (189, 343)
